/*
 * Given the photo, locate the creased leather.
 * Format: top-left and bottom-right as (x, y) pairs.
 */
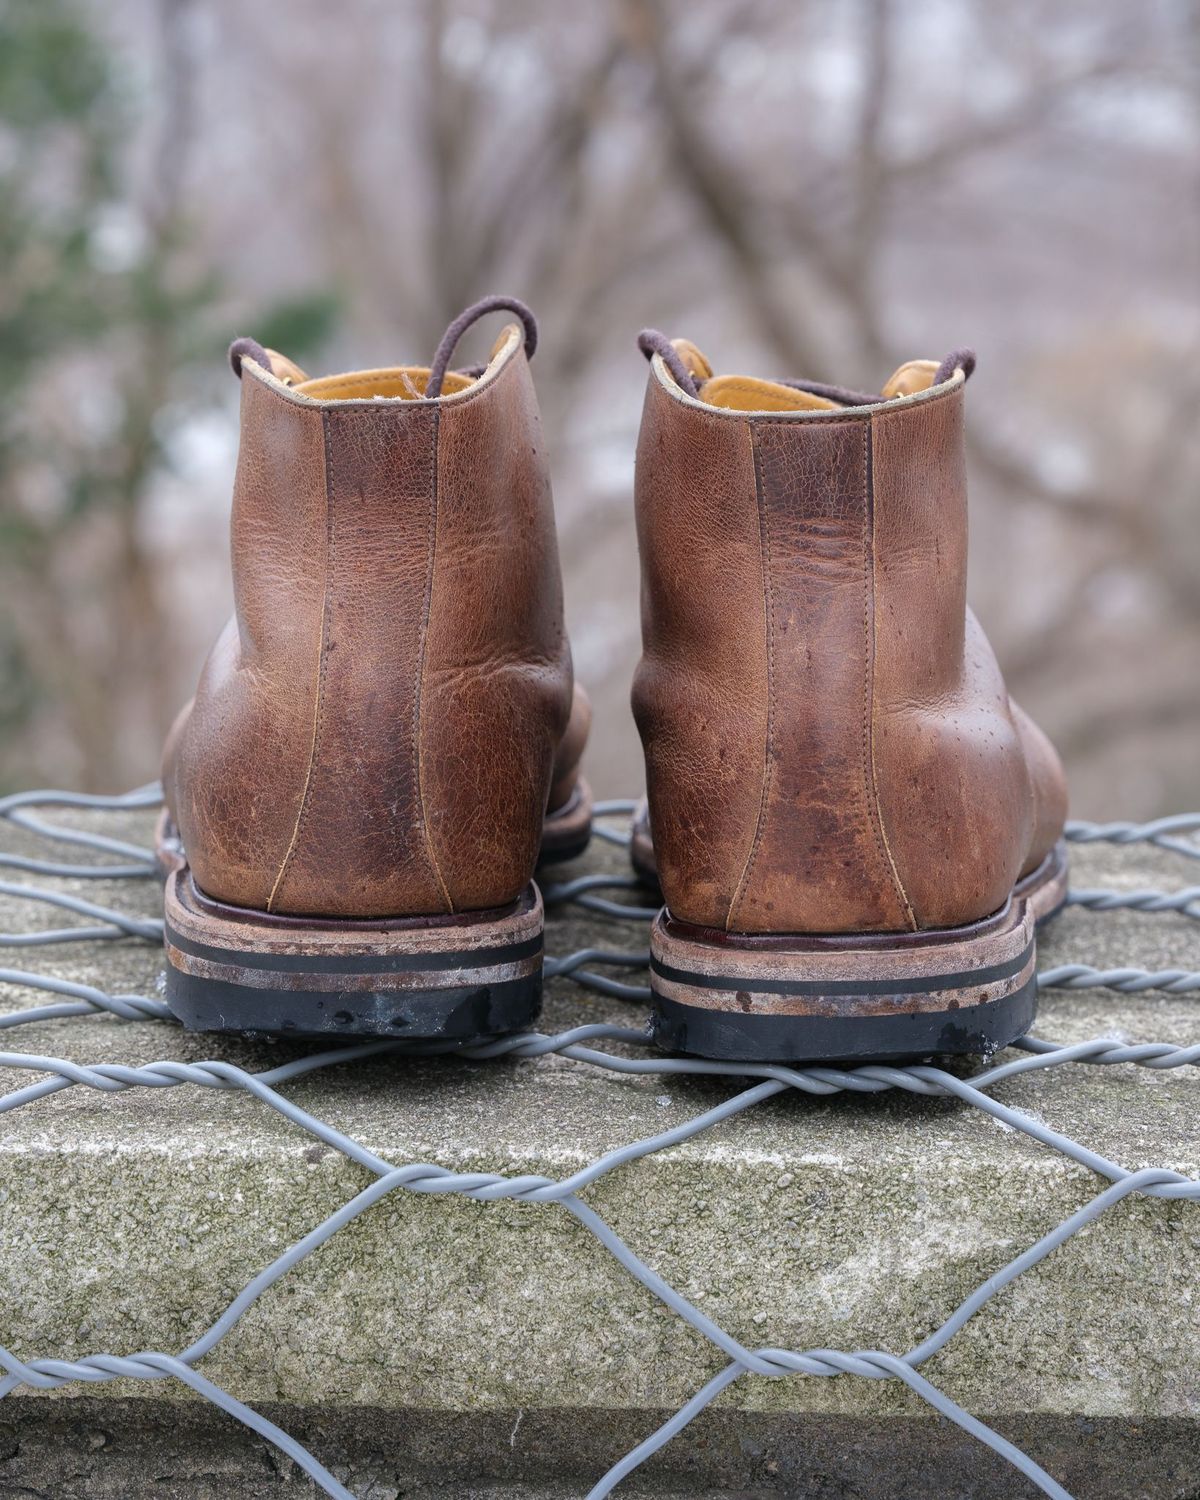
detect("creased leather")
(266, 400), (443, 917)
(869, 387), (1043, 925)
(729, 418), (912, 933)
(165, 338), (574, 919)
(630, 374), (769, 929)
(419, 349), (573, 909)
(633, 363), (1068, 935)
(165, 373), (328, 912)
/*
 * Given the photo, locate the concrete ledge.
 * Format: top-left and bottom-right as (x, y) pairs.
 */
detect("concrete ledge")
(1, 807), (1198, 1493)
(2, 1400), (1200, 1499)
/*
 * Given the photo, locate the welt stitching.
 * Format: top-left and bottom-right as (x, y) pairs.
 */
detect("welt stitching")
(266, 409), (336, 911)
(859, 418), (916, 929)
(412, 406), (454, 914)
(727, 422), (775, 931)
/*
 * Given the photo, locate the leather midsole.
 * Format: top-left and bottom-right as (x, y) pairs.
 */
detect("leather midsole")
(162, 863), (543, 994)
(649, 892), (1036, 1019)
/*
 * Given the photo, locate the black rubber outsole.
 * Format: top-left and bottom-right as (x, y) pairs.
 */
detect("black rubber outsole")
(159, 839), (547, 1043)
(651, 973), (1038, 1065)
(645, 840), (1067, 1064)
(164, 965), (542, 1042)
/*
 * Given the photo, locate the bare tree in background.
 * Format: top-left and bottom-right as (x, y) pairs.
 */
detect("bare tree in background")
(2, 0), (1197, 811)
(631, 0), (1199, 774)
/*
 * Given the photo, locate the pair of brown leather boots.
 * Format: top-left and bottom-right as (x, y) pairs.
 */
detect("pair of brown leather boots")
(157, 295), (1067, 1064)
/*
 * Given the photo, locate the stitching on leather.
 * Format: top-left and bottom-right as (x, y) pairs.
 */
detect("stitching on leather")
(413, 406), (455, 914)
(727, 421), (774, 931)
(266, 409), (336, 912)
(861, 417), (917, 930)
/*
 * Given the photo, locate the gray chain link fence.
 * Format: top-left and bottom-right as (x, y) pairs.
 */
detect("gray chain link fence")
(0, 785), (1198, 1499)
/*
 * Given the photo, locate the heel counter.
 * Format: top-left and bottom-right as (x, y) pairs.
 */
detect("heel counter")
(723, 414), (914, 934)
(264, 399), (452, 918)
(637, 362), (1034, 937)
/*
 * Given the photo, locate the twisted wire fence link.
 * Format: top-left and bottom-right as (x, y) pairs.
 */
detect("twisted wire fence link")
(0, 789), (1198, 1498)
(1066, 812), (1200, 860)
(1067, 885), (1200, 918)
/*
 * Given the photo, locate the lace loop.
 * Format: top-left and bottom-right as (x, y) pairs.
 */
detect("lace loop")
(228, 337), (272, 379)
(933, 348), (977, 387)
(636, 329), (699, 398)
(427, 295), (538, 400)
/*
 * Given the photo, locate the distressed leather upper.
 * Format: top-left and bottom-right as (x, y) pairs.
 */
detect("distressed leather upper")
(632, 358), (1067, 935)
(164, 330), (574, 918)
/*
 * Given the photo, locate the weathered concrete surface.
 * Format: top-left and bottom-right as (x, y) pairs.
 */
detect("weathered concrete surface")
(1, 806), (1198, 1493)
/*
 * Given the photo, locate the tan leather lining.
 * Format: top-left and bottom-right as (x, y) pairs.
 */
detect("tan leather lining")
(264, 350), (311, 386)
(295, 367), (475, 402)
(880, 359), (939, 399)
(698, 375), (840, 413)
(671, 337), (713, 382)
(652, 353), (965, 424)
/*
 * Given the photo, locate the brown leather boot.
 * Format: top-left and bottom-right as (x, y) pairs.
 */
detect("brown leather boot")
(157, 297), (591, 1041)
(631, 332), (1067, 1063)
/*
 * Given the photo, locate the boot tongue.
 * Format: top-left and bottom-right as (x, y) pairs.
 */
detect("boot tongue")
(671, 338), (713, 383)
(880, 358), (942, 399)
(262, 349), (311, 386)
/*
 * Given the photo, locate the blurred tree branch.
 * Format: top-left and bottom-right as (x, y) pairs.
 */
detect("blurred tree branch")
(2, 0), (1195, 803)
(887, 54), (1133, 183)
(622, 0), (1199, 760)
(620, 0), (833, 375)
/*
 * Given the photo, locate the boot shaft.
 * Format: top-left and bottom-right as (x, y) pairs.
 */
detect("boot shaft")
(170, 323), (572, 918)
(633, 346), (1040, 934)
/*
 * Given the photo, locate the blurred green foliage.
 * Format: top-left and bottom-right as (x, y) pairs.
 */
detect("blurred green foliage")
(0, 0), (337, 786)
(0, 0), (118, 396)
(253, 292), (343, 364)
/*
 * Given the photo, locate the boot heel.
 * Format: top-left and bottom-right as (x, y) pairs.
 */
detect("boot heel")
(537, 776), (594, 867)
(162, 867), (543, 1042)
(650, 898), (1037, 1064)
